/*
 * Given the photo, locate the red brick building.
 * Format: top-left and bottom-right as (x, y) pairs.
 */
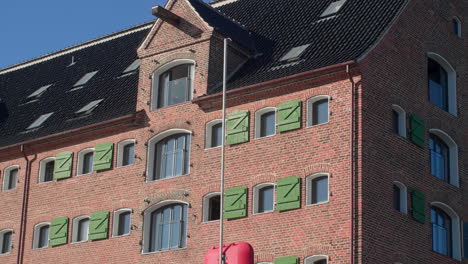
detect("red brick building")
(0, 0), (465, 263)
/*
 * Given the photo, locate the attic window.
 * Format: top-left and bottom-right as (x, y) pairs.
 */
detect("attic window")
(26, 112), (54, 130)
(279, 44), (310, 62)
(26, 84), (52, 102)
(75, 99), (103, 115)
(121, 59), (141, 77)
(320, 0), (347, 17)
(71, 71), (98, 91)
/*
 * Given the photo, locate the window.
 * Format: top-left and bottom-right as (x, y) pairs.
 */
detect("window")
(152, 61), (194, 109)
(453, 17), (462, 38)
(203, 193), (221, 222)
(205, 120), (223, 148)
(463, 222), (468, 258)
(39, 157), (55, 183)
(430, 202), (462, 260)
(307, 95), (330, 127)
(3, 166), (19, 191)
(121, 59), (141, 76)
(255, 108), (276, 138)
(427, 53), (457, 115)
(0, 230), (12, 254)
(305, 255), (328, 264)
(75, 99), (104, 116)
(306, 173), (329, 205)
(77, 148), (94, 176)
(112, 209), (132, 237)
(71, 71), (98, 90)
(429, 129), (459, 187)
(147, 130), (191, 182)
(72, 216), (90, 243)
(253, 183), (275, 214)
(391, 105), (406, 137)
(143, 202), (188, 253)
(280, 44), (310, 62)
(26, 112), (54, 130)
(26, 84), (52, 102)
(320, 0), (347, 17)
(33, 223), (50, 249)
(117, 139), (135, 167)
(393, 181), (407, 214)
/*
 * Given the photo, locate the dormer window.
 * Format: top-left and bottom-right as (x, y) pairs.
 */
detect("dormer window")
(75, 99), (103, 116)
(71, 71), (98, 91)
(26, 112), (54, 130)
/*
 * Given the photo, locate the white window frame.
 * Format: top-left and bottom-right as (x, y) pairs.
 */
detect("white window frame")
(141, 200), (189, 254)
(427, 52), (457, 116)
(32, 222), (50, 249)
(205, 119), (223, 149)
(0, 229), (13, 255)
(146, 129), (192, 182)
(254, 107), (277, 139)
(253, 183), (276, 215)
(117, 139), (136, 168)
(306, 173), (330, 206)
(304, 255), (329, 264)
(393, 181), (408, 214)
(431, 202), (462, 261)
(71, 215), (90, 243)
(112, 208), (132, 238)
(453, 17), (462, 38)
(429, 129), (459, 187)
(2, 165), (19, 191)
(150, 59), (196, 111)
(391, 104), (407, 137)
(38, 157), (55, 184)
(203, 192), (221, 222)
(307, 95), (330, 127)
(77, 148), (95, 176)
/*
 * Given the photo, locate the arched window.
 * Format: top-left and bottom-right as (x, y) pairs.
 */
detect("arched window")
(39, 157), (55, 183)
(429, 129), (458, 187)
(112, 209), (132, 237)
(393, 181), (407, 214)
(33, 223), (50, 249)
(255, 108), (276, 138)
(427, 53), (457, 115)
(203, 193), (221, 222)
(253, 183), (275, 214)
(3, 165), (19, 191)
(0, 230), (12, 254)
(305, 255), (328, 264)
(142, 201), (188, 253)
(72, 215), (90, 243)
(77, 148), (94, 176)
(146, 129), (191, 182)
(430, 202), (461, 260)
(453, 17), (462, 38)
(306, 173), (329, 205)
(205, 119), (223, 149)
(307, 95), (330, 127)
(151, 60), (195, 110)
(117, 139), (135, 168)
(391, 105), (406, 137)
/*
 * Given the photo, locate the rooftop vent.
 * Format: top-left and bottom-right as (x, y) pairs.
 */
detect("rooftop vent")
(26, 112), (54, 130)
(68, 56), (77, 67)
(75, 99), (103, 116)
(320, 0), (347, 17)
(71, 71), (98, 91)
(279, 44), (310, 62)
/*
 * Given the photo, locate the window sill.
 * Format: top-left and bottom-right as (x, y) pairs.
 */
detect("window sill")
(202, 219), (220, 224)
(205, 145), (222, 150)
(77, 172), (93, 177)
(0, 252), (11, 256)
(32, 246), (48, 251)
(254, 134), (276, 140)
(142, 247), (187, 255)
(38, 180), (53, 185)
(112, 233), (131, 239)
(71, 240), (89, 245)
(306, 200), (329, 207)
(306, 121), (329, 129)
(2, 188), (17, 192)
(116, 164), (135, 169)
(253, 210), (274, 216)
(146, 174), (189, 183)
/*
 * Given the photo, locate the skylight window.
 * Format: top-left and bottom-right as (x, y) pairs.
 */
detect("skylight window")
(279, 44), (310, 62)
(26, 112), (54, 130)
(28, 84), (52, 100)
(320, 0), (347, 17)
(72, 71), (98, 90)
(122, 59), (141, 75)
(75, 99), (103, 115)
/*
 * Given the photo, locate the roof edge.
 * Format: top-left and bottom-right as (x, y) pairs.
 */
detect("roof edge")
(0, 21), (154, 75)
(210, 0), (240, 8)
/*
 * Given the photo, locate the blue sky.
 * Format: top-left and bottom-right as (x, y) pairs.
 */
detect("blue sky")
(0, 0), (201, 69)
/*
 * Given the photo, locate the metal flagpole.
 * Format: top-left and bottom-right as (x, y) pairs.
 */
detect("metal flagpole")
(219, 38), (229, 264)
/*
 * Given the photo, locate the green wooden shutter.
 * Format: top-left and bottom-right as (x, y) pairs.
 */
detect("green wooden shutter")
(276, 177), (301, 211)
(274, 256), (300, 264)
(89, 211), (110, 241)
(411, 189), (425, 223)
(49, 217), (69, 246)
(224, 186), (247, 219)
(277, 100), (302, 133)
(53, 152), (73, 180)
(93, 142), (114, 171)
(226, 110), (249, 145)
(409, 114), (425, 148)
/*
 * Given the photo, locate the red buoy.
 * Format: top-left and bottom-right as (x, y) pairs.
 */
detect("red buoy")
(204, 242), (254, 264)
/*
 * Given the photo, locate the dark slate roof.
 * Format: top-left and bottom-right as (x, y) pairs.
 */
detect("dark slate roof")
(211, 0), (406, 93)
(0, 24), (151, 147)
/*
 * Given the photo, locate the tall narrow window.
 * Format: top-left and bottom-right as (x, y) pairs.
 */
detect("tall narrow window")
(255, 108), (276, 139)
(122, 143), (135, 167)
(157, 64), (192, 108)
(431, 207), (452, 257)
(33, 224), (50, 249)
(393, 184), (401, 212)
(391, 105), (406, 137)
(305, 255), (329, 264)
(430, 135), (450, 183)
(307, 96), (330, 127)
(428, 58), (449, 111)
(112, 209), (132, 237)
(0, 231), (12, 254)
(463, 222), (468, 258)
(392, 182), (407, 214)
(211, 123), (223, 147)
(203, 193), (221, 222)
(154, 134), (190, 180)
(73, 217), (90, 243)
(307, 173), (329, 205)
(254, 184), (275, 214)
(147, 204), (187, 252)
(78, 148), (94, 176)
(392, 110), (399, 134)
(44, 161), (54, 182)
(453, 17), (462, 38)
(3, 167), (18, 191)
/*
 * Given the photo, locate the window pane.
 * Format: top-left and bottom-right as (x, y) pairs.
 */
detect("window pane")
(208, 195), (221, 221)
(44, 161), (54, 182)
(170, 205), (182, 249)
(174, 136), (185, 176)
(315, 260), (327, 264)
(149, 211), (159, 252)
(431, 207), (452, 257)
(312, 176), (328, 204)
(38, 226), (49, 248)
(260, 112), (275, 137)
(77, 218), (89, 242)
(428, 59), (448, 110)
(118, 212), (131, 236)
(7, 169), (18, 190)
(430, 135), (449, 182)
(155, 134), (190, 180)
(258, 186), (274, 213)
(158, 72), (170, 108)
(82, 152), (94, 174)
(122, 143), (135, 166)
(149, 204), (187, 252)
(158, 65), (191, 108)
(393, 185), (401, 212)
(463, 222), (468, 258)
(211, 123), (223, 148)
(1, 232), (11, 253)
(159, 207), (171, 250)
(392, 110), (399, 134)
(312, 99), (329, 125)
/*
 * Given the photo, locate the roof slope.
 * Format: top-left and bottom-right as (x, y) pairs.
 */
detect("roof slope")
(0, 26), (150, 147)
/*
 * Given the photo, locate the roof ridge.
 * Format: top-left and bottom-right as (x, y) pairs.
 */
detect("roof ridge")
(0, 21), (154, 75)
